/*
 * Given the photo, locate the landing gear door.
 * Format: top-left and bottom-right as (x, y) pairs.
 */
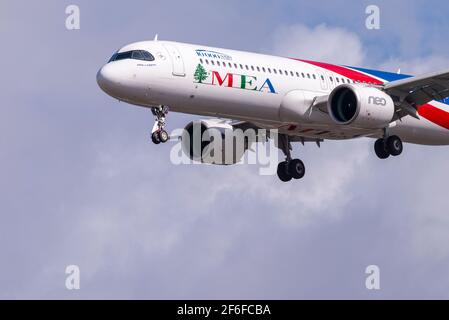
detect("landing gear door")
(163, 43), (186, 77)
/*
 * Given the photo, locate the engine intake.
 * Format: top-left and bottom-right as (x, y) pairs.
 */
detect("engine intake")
(181, 119), (253, 165)
(328, 84), (395, 128)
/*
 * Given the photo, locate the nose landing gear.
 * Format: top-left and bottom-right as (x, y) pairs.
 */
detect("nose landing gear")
(374, 135), (403, 159)
(276, 134), (306, 182)
(151, 106), (169, 144)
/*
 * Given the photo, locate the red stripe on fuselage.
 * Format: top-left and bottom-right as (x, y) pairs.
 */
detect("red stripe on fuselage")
(418, 104), (449, 130)
(294, 59), (449, 131)
(293, 59), (384, 85)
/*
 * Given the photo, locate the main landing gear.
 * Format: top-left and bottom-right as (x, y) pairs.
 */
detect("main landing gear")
(374, 135), (403, 159)
(276, 134), (305, 182)
(151, 106), (169, 144)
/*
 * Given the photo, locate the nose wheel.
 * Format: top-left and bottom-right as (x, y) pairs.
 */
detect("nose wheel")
(151, 129), (169, 144)
(276, 134), (305, 182)
(374, 135), (403, 159)
(151, 106), (169, 144)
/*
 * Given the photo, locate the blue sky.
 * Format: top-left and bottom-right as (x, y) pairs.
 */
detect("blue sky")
(1, 0), (449, 299)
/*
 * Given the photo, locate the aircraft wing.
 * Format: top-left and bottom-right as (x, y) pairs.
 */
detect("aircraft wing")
(384, 68), (449, 117)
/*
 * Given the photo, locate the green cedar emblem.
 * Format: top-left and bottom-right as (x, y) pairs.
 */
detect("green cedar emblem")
(194, 64), (208, 83)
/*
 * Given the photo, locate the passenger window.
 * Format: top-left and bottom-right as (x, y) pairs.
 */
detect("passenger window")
(268, 68), (271, 73)
(274, 69), (277, 74)
(217, 61), (221, 66)
(211, 60), (215, 65)
(301, 73), (305, 78)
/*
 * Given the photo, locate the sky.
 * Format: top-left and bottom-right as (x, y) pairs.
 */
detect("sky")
(1, 0), (449, 299)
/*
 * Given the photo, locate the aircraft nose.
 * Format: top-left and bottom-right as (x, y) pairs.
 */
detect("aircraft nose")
(96, 64), (120, 95)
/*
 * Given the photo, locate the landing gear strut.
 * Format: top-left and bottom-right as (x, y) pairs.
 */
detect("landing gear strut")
(151, 106), (169, 144)
(374, 134), (403, 159)
(276, 134), (305, 182)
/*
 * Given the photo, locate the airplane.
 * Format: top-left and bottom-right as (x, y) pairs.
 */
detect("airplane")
(96, 38), (449, 182)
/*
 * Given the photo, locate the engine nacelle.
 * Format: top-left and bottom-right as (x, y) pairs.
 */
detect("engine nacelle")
(279, 90), (330, 124)
(181, 119), (251, 165)
(327, 84), (395, 128)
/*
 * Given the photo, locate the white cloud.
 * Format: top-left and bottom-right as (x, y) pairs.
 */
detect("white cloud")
(379, 55), (449, 75)
(270, 24), (366, 65)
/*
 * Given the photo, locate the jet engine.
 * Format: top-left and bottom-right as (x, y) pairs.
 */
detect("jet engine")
(181, 119), (254, 165)
(327, 84), (395, 128)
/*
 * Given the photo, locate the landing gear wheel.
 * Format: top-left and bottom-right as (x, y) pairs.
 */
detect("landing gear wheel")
(374, 139), (389, 159)
(158, 129), (169, 143)
(151, 131), (161, 144)
(289, 159), (305, 179)
(150, 105), (169, 145)
(277, 161), (292, 182)
(386, 135), (403, 156)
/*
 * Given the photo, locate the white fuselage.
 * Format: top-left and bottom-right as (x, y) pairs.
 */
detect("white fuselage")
(97, 40), (449, 145)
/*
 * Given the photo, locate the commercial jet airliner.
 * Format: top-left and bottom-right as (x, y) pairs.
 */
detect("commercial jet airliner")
(97, 38), (449, 182)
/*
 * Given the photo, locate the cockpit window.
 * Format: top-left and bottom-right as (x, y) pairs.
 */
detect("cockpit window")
(115, 51), (133, 61)
(109, 50), (155, 63)
(132, 51), (143, 60)
(141, 51), (154, 61)
(108, 53), (118, 63)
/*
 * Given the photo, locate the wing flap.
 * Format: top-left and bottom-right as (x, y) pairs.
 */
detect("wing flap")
(385, 68), (449, 106)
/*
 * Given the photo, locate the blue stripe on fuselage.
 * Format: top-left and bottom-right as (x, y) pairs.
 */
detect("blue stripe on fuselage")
(347, 66), (412, 82)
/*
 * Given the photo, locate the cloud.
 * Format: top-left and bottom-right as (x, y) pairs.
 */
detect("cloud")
(379, 55), (449, 75)
(270, 24), (366, 65)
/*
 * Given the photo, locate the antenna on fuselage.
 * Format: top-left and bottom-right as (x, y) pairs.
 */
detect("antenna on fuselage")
(397, 68), (401, 74)
(154, 34), (159, 41)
